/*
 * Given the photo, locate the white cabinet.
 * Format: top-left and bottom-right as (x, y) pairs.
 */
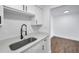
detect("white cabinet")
(27, 5), (43, 24)
(4, 5), (35, 20)
(21, 38), (48, 53)
(5, 5), (23, 11)
(27, 5), (34, 14)
(25, 41), (43, 53)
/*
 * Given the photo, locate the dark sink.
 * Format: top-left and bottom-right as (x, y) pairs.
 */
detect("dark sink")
(9, 37), (37, 50)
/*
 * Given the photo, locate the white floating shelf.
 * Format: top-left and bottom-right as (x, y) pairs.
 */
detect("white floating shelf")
(31, 24), (42, 32)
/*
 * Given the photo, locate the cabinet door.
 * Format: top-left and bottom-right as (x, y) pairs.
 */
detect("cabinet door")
(27, 5), (42, 24)
(43, 39), (48, 52)
(5, 5), (23, 11)
(22, 41), (43, 53)
(32, 39), (48, 53)
(27, 5), (34, 14)
(22, 39), (48, 53)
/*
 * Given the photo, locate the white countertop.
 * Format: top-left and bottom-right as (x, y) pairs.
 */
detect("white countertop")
(0, 32), (49, 53)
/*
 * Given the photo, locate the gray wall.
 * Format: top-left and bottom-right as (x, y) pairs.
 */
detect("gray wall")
(52, 14), (79, 41)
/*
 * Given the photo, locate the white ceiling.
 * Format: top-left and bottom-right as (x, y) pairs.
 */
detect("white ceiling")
(35, 5), (50, 9)
(35, 5), (60, 9)
(51, 5), (79, 17)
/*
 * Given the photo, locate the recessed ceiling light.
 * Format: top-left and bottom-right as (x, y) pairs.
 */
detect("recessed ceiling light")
(64, 11), (69, 13)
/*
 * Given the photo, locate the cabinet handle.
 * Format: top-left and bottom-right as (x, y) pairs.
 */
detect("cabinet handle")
(23, 5), (27, 12)
(44, 40), (46, 41)
(42, 45), (44, 50)
(26, 6), (27, 11)
(23, 5), (25, 10)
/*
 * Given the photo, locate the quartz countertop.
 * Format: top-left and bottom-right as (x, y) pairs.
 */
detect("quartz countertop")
(0, 32), (49, 53)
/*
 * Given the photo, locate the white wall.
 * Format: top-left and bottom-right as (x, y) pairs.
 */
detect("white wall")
(27, 5), (57, 33)
(52, 14), (79, 41)
(41, 5), (61, 52)
(0, 15), (33, 40)
(27, 5), (49, 33)
(42, 5), (61, 34)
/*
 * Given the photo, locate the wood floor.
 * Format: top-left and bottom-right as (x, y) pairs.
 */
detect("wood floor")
(51, 36), (79, 53)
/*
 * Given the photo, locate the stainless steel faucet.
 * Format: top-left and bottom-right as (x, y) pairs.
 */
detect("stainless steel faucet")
(20, 24), (27, 40)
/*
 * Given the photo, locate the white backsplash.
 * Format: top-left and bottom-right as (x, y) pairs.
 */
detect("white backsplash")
(0, 18), (34, 40)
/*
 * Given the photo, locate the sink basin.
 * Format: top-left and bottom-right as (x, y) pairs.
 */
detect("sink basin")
(9, 37), (37, 50)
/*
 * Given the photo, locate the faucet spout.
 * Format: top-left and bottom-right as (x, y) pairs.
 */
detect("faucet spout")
(20, 24), (27, 40)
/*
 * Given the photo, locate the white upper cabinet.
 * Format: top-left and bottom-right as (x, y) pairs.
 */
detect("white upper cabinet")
(0, 5), (35, 26)
(5, 5), (43, 24)
(27, 5), (43, 24)
(5, 5), (23, 11)
(27, 5), (35, 14)
(3, 5), (35, 20)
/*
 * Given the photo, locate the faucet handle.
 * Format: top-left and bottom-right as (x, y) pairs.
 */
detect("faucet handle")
(25, 31), (27, 35)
